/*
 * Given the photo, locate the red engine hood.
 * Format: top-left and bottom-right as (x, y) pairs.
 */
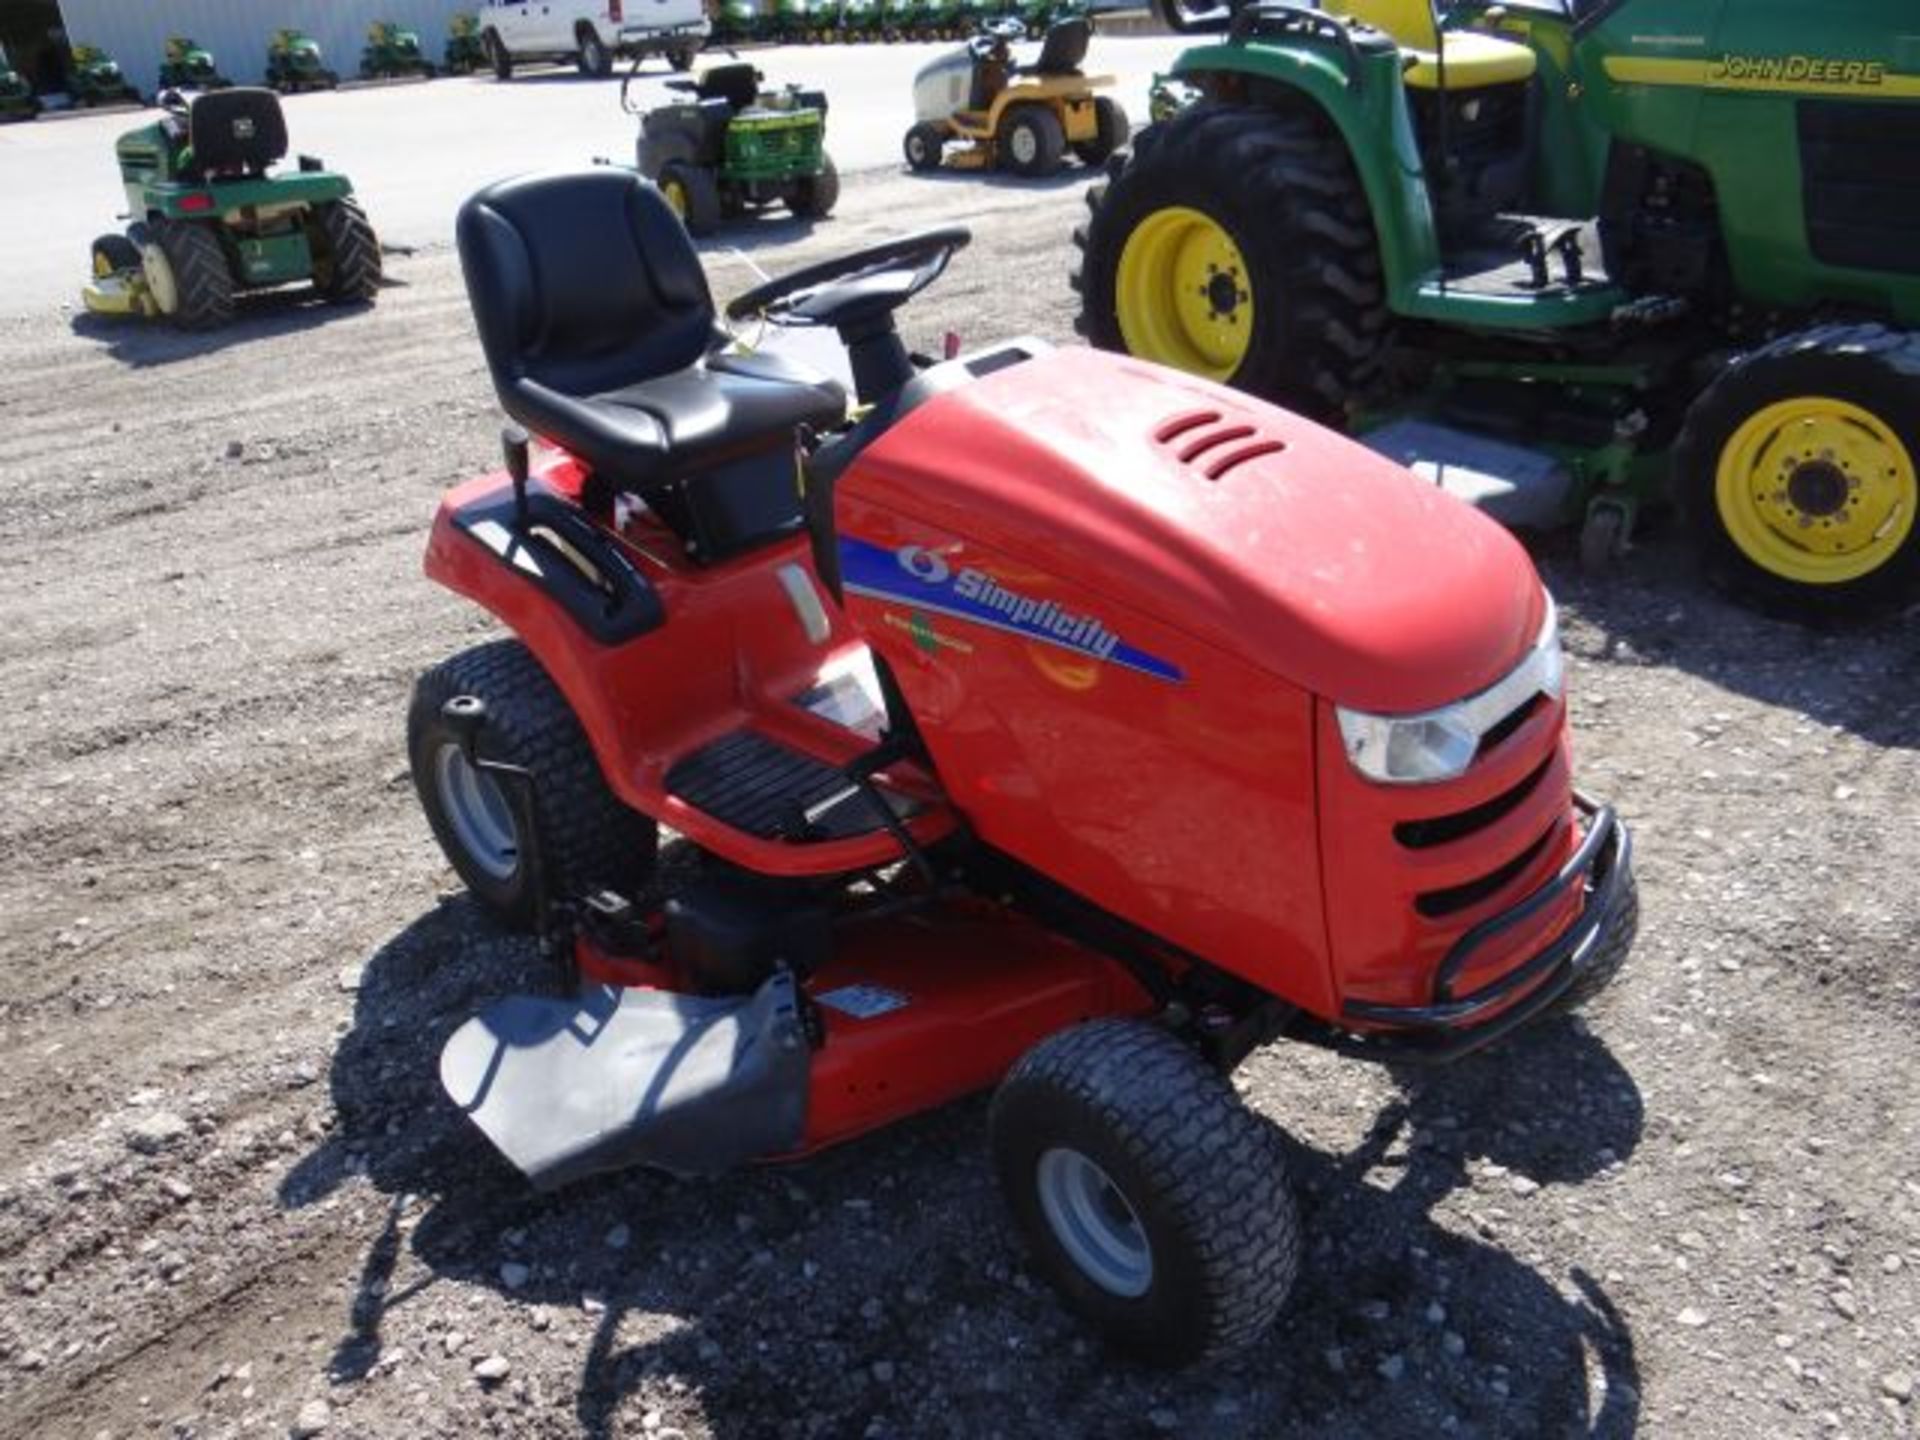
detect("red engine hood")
(848, 347), (1546, 713)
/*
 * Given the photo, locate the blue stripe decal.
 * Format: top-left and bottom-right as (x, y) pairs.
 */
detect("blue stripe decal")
(839, 535), (1184, 684)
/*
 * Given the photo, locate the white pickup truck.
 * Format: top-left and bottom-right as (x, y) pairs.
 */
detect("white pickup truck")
(477, 0), (710, 79)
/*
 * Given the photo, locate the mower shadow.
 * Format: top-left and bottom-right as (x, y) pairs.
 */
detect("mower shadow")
(285, 895), (1646, 1438)
(1531, 527), (1920, 752)
(68, 290), (384, 369)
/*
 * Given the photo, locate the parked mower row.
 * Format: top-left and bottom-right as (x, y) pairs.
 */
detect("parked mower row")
(710, 0), (1087, 47)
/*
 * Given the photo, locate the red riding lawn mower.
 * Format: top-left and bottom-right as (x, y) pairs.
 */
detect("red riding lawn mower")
(411, 167), (1638, 1363)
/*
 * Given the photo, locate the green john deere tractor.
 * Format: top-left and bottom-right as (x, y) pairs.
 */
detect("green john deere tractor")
(266, 30), (339, 92)
(446, 13), (489, 74)
(1, 44), (38, 120)
(81, 89), (381, 330)
(1076, 0), (1920, 617)
(361, 21), (436, 80)
(69, 44), (140, 107)
(631, 62), (838, 235)
(158, 37), (231, 91)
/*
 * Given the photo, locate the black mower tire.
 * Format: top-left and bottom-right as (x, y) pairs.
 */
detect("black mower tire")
(1553, 864), (1638, 1017)
(903, 121), (945, 172)
(1671, 322), (1920, 620)
(312, 199), (382, 304)
(485, 30), (513, 80)
(1001, 103), (1065, 178)
(1073, 103), (1389, 422)
(577, 27), (613, 77)
(91, 232), (140, 276)
(661, 161), (723, 236)
(148, 218), (233, 331)
(408, 640), (658, 931)
(1072, 94), (1129, 168)
(990, 1018), (1300, 1366)
(790, 153), (840, 219)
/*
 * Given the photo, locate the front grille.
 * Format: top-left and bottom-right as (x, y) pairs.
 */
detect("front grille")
(1414, 820), (1557, 919)
(1799, 99), (1920, 276)
(1394, 752), (1552, 850)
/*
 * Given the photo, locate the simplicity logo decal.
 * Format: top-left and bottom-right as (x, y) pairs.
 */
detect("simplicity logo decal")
(840, 536), (1184, 684)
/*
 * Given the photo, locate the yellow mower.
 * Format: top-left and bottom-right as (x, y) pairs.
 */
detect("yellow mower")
(902, 16), (1125, 177)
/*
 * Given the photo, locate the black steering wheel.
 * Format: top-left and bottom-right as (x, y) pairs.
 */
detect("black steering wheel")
(724, 226), (971, 335)
(970, 16), (1025, 55)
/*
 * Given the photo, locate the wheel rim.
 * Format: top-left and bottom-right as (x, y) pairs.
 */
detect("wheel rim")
(1008, 122), (1038, 167)
(1713, 395), (1918, 585)
(433, 742), (521, 881)
(662, 178), (689, 219)
(141, 243), (178, 314)
(1036, 1147), (1153, 1298)
(1115, 205), (1254, 381)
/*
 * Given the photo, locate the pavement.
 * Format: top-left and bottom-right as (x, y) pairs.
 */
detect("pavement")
(0, 35), (1188, 317)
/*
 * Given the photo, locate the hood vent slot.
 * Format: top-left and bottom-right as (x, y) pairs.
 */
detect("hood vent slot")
(1153, 409), (1285, 479)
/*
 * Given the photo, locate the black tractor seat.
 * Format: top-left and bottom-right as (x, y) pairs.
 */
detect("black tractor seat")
(695, 61), (762, 110)
(186, 87), (287, 179)
(1020, 18), (1089, 76)
(457, 169), (847, 560)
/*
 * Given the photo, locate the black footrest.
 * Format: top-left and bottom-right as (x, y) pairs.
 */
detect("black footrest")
(667, 731), (906, 841)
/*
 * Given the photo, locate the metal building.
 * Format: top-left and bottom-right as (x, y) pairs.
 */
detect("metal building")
(10, 0), (470, 99)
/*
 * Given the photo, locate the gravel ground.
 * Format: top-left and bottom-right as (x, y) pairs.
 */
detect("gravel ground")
(1, 165), (1916, 1440)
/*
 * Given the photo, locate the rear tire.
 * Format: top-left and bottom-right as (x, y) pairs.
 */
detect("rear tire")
(1074, 103), (1389, 422)
(485, 29), (513, 80)
(577, 27), (613, 77)
(147, 219), (233, 330)
(1000, 103), (1064, 177)
(408, 641), (658, 931)
(312, 199), (382, 303)
(1671, 322), (1920, 619)
(669, 44), (697, 71)
(990, 1019), (1300, 1366)
(903, 121), (945, 172)
(789, 153), (839, 218)
(660, 161), (723, 236)
(1072, 95), (1128, 167)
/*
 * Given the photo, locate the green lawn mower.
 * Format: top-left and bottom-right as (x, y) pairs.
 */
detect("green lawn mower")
(361, 21), (436, 80)
(711, 0), (756, 46)
(69, 44), (140, 108)
(266, 30), (339, 92)
(82, 88), (381, 331)
(0, 44), (38, 121)
(445, 13), (488, 75)
(1077, 0), (1920, 617)
(629, 61), (838, 235)
(158, 37), (231, 92)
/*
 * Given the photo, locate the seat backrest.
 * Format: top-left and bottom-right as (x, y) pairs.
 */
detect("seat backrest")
(190, 87), (287, 175)
(1030, 17), (1089, 75)
(698, 62), (761, 111)
(457, 168), (718, 405)
(1328, 0), (1439, 52)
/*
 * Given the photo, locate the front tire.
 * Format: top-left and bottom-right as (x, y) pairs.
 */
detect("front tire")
(1672, 323), (1920, 618)
(1074, 103), (1389, 421)
(903, 121), (945, 172)
(789, 153), (839, 218)
(990, 1019), (1300, 1366)
(408, 641), (658, 931)
(91, 232), (140, 276)
(311, 199), (382, 303)
(1000, 102), (1064, 178)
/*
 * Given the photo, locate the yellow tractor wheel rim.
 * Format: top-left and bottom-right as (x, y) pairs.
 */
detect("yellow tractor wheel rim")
(662, 178), (689, 220)
(1714, 395), (1918, 585)
(1115, 205), (1254, 381)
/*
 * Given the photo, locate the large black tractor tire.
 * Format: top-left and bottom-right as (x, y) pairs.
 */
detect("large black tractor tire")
(1000, 102), (1065, 178)
(577, 27), (613, 77)
(1072, 94), (1129, 168)
(312, 199), (382, 304)
(408, 640), (658, 931)
(903, 121), (945, 172)
(485, 29), (513, 80)
(147, 218), (234, 330)
(91, 232), (140, 277)
(660, 161), (723, 237)
(1671, 322), (1920, 619)
(1073, 103), (1389, 423)
(989, 1019), (1300, 1366)
(789, 153), (840, 219)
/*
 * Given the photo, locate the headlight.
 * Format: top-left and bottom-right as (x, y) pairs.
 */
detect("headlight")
(1336, 596), (1563, 785)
